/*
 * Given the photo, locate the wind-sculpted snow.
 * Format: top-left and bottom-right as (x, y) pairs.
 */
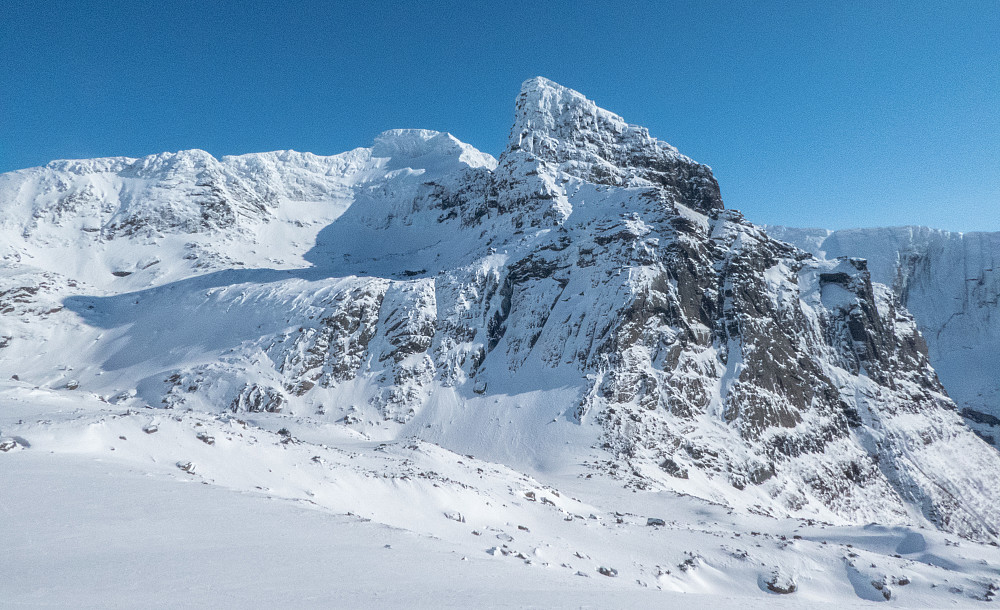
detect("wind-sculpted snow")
(3, 78), (1000, 550)
(767, 226), (1000, 448)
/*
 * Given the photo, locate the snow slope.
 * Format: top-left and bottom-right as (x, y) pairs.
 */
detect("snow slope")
(2, 391), (998, 607)
(2, 78), (1000, 606)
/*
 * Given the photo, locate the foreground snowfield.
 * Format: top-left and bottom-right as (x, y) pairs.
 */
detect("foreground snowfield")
(2, 389), (998, 608)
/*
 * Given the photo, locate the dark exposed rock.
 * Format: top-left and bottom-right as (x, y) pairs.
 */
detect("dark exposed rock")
(765, 571), (797, 594)
(962, 408), (1000, 427)
(230, 384), (285, 413)
(0, 438), (20, 452)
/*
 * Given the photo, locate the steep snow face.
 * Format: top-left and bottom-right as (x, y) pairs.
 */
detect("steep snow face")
(767, 226), (1000, 445)
(3, 78), (1000, 543)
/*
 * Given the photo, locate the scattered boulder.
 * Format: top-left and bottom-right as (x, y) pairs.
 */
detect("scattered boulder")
(659, 458), (689, 479)
(598, 566), (618, 577)
(647, 517), (666, 526)
(176, 461), (196, 473)
(229, 384), (284, 413)
(196, 432), (215, 445)
(765, 570), (797, 594)
(443, 511), (465, 523)
(142, 424), (158, 434)
(0, 438), (20, 452)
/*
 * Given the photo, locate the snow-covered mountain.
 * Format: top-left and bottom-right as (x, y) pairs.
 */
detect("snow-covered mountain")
(766, 226), (1000, 447)
(3, 78), (1000, 605)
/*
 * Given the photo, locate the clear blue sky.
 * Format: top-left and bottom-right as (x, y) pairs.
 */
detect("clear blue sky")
(2, 1), (998, 231)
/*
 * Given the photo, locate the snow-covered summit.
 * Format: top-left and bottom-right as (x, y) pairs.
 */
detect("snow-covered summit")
(372, 129), (497, 171)
(506, 77), (722, 215)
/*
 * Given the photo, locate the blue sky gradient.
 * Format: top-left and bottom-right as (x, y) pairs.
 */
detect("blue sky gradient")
(2, 1), (997, 230)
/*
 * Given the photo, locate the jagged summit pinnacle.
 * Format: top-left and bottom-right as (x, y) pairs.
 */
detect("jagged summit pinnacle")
(507, 77), (724, 214)
(510, 77), (628, 153)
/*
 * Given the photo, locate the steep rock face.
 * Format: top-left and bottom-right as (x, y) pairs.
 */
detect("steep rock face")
(2, 79), (999, 541)
(767, 226), (1000, 446)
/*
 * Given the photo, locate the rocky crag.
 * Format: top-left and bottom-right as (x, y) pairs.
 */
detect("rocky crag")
(767, 226), (1000, 448)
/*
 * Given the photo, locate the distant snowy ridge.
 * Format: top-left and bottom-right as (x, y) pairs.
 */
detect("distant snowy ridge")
(766, 225), (1000, 446)
(2, 78), (1000, 545)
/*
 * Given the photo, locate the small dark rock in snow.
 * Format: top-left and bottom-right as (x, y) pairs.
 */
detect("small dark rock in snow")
(196, 432), (215, 445)
(142, 424), (158, 434)
(0, 438), (20, 452)
(765, 570), (797, 594)
(444, 511), (465, 523)
(598, 566), (618, 577)
(647, 517), (666, 526)
(176, 461), (196, 473)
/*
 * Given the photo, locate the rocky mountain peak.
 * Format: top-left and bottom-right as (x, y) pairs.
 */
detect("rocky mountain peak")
(509, 77), (628, 153)
(3, 79), (1000, 546)
(505, 77), (723, 215)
